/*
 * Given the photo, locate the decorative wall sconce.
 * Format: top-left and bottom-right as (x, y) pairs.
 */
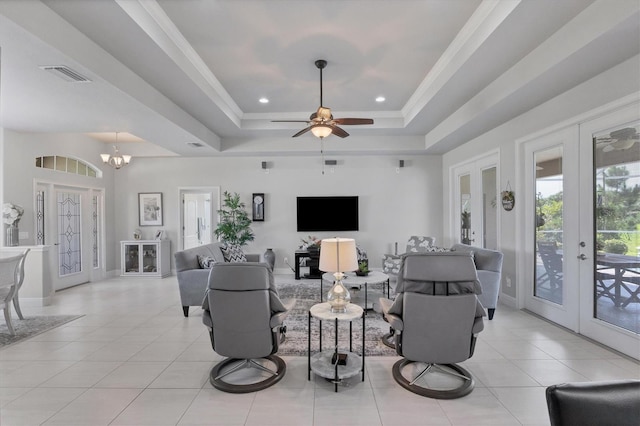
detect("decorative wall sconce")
(396, 159), (405, 173)
(261, 161), (270, 174)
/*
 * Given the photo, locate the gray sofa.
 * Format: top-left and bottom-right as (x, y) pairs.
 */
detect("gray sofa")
(451, 243), (503, 320)
(174, 242), (259, 316)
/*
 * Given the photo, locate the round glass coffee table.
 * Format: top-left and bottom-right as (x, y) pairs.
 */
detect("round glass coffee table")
(321, 271), (390, 310)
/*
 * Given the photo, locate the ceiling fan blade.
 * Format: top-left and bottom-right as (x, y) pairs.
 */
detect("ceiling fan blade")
(292, 126), (312, 138)
(331, 125), (349, 138)
(333, 118), (374, 125)
(271, 120), (311, 123)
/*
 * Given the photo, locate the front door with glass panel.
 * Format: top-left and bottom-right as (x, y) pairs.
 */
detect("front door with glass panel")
(35, 183), (97, 290)
(523, 104), (639, 359)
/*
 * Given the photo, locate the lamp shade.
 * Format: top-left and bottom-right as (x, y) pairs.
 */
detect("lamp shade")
(319, 238), (358, 273)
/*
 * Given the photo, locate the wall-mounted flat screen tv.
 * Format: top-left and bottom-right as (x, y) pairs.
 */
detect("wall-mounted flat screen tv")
(297, 196), (359, 232)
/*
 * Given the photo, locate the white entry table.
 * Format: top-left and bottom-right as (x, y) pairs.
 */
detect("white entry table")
(321, 271), (390, 310)
(308, 302), (365, 392)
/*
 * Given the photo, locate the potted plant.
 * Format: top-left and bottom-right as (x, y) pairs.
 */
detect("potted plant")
(355, 260), (369, 276)
(214, 191), (254, 247)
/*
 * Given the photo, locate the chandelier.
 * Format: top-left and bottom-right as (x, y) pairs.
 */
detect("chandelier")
(100, 133), (131, 169)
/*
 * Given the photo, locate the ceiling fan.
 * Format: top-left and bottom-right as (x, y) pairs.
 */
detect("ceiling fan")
(597, 127), (639, 152)
(272, 59), (374, 138)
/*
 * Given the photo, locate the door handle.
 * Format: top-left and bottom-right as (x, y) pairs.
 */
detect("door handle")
(577, 254), (587, 260)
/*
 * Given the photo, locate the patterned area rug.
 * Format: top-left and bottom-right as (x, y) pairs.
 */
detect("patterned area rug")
(0, 315), (84, 348)
(276, 280), (397, 356)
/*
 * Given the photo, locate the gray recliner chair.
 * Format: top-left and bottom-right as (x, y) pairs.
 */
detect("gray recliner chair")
(379, 251), (485, 399)
(202, 262), (294, 393)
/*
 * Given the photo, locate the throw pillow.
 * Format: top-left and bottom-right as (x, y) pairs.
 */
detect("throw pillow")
(197, 254), (216, 269)
(424, 246), (449, 252)
(221, 244), (247, 263)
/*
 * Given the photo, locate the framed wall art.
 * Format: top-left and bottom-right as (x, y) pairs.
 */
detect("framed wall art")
(252, 193), (265, 221)
(139, 192), (163, 226)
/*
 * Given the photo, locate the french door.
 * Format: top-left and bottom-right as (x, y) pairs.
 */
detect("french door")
(522, 103), (639, 359)
(453, 152), (499, 250)
(36, 183), (104, 290)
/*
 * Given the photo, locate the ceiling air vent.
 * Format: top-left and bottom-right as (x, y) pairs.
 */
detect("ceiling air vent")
(40, 65), (91, 83)
(186, 142), (205, 148)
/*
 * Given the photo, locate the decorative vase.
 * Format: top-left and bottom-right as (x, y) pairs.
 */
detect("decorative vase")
(6, 224), (19, 247)
(263, 248), (276, 270)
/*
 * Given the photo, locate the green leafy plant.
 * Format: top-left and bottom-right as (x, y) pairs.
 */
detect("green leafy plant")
(357, 261), (369, 274)
(214, 191), (254, 247)
(603, 239), (628, 255)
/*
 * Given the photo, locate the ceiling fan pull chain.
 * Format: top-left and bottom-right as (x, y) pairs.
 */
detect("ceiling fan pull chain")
(321, 138), (325, 175)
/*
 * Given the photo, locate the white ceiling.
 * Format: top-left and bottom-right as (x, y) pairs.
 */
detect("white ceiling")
(0, 0), (638, 157)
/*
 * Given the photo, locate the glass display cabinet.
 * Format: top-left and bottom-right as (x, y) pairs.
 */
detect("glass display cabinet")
(120, 240), (170, 277)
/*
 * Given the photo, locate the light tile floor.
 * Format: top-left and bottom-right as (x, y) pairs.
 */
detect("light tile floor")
(1, 275), (638, 425)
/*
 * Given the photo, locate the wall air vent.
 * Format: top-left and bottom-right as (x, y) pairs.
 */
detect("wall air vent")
(40, 65), (91, 83)
(186, 142), (205, 148)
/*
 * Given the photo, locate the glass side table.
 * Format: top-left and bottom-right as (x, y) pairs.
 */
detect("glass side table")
(308, 302), (365, 392)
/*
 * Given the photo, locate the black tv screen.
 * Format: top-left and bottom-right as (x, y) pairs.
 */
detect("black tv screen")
(297, 196), (359, 232)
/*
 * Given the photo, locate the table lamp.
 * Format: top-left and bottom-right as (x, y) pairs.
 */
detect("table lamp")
(319, 237), (358, 313)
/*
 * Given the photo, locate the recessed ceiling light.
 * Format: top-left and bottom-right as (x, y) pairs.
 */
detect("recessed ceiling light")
(375, 96), (386, 103)
(259, 97), (269, 104)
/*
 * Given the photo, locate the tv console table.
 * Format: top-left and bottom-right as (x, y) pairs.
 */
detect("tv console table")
(295, 250), (322, 280)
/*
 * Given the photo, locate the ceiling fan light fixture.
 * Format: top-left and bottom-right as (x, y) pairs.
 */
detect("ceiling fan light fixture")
(612, 138), (636, 150)
(311, 124), (332, 139)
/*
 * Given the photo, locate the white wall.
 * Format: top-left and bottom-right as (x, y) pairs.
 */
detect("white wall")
(1, 130), (117, 269)
(113, 154), (443, 273)
(442, 55), (640, 301)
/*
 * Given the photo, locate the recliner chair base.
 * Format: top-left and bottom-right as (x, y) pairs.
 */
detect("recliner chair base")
(210, 355), (286, 393)
(392, 359), (474, 399)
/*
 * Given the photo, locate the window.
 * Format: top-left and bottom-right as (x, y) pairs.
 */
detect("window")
(35, 156), (100, 178)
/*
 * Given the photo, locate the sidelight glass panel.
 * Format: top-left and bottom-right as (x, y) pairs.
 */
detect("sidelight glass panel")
(57, 192), (82, 276)
(92, 195), (99, 268)
(460, 174), (471, 244)
(593, 122), (640, 334)
(36, 191), (45, 245)
(534, 147), (564, 304)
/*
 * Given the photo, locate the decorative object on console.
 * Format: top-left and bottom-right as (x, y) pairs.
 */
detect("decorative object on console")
(319, 237), (358, 313)
(100, 132), (132, 169)
(3, 203), (24, 247)
(263, 248), (275, 270)
(252, 193), (265, 221)
(138, 193), (163, 226)
(133, 229), (142, 240)
(214, 191), (254, 247)
(154, 230), (164, 240)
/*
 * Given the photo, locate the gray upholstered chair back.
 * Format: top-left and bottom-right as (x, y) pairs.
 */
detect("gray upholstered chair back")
(405, 236), (436, 253)
(393, 252), (482, 363)
(402, 293), (477, 363)
(205, 262), (278, 360)
(396, 251), (482, 296)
